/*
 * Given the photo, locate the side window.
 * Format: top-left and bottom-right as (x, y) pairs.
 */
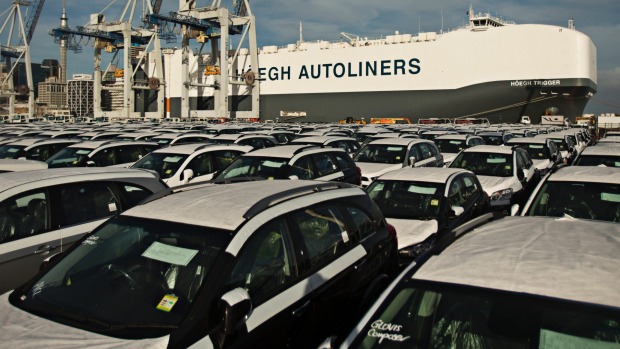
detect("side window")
(428, 143), (439, 156)
(264, 139), (276, 147)
(313, 152), (337, 176)
(0, 190), (49, 243)
(344, 205), (375, 241)
(461, 175), (480, 202)
(290, 156), (316, 180)
(117, 145), (143, 164)
(117, 183), (154, 208)
(91, 148), (115, 166)
(293, 204), (351, 267)
(187, 153), (214, 177)
(332, 152), (353, 171)
(213, 150), (241, 171)
(331, 140), (349, 152)
(448, 178), (466, 207)
(348, 141), (360, 154)
(225, 219), (297, 304)
(418, 143), (432, 159)
(57, 182), (119, 227)
(25, 145), (48, 161)
(409, 145), (423, 161)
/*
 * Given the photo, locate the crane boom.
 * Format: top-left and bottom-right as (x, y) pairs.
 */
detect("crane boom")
(23, 0), (46, 44)
(151, 0), (163, 15)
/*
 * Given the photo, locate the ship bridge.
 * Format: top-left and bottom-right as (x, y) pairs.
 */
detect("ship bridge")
(468, 5), (515, 31)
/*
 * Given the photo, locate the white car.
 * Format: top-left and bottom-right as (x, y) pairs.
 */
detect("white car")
(506, 137), (561, 175)
(353, 138), (444, 187)
(432, 134), (485, 166)
(572, 146), (620, 167)
(449, 145), (538, 211)
(130, 143), (253, 188)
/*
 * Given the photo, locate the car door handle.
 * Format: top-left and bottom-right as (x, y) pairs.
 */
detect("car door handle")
(34, 245), (56, 254)
(292, 300), (311, 317)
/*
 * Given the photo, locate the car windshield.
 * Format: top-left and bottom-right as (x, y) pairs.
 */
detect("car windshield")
(366, 180), (443, 219)
(354, 144), (407, 164)
(348, 279), (620, 349)
(526, 181), (620, 222)
(0, 144), (25, 159)
(12, 216), (229, 338)
(152, 138), (173, 146)
(550, 139), (569, 151)
(131, 152), (189, 179)
(216, 156), (289, 180)
(480, 135), (503, 145)
(574, 155), (620, 168)
(45, 147), (91, 168)
(517, 143), (549, 160)
(435, 139), (466, 154)
(450, 152), (513, 177)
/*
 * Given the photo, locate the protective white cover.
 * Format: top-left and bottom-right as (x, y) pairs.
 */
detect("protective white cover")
(476, 175), (519, 195)
(387, 218), (438, 249)
(0, 294), (169, 349)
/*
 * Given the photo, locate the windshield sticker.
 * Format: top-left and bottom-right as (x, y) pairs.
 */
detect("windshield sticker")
(142, 241), (198, 266)
(156, 294), (178, 312)
(539, 329), (618, 349)
(341, 230), (350, 243)
(163, 156), (183, 162)
(430, 199), (439, 206)
(616, 162), (620, 167)
(262, 160), (284, 168)
(449, 141), (462, 145)
(505, 165), (512, 170)
(395, 156), (401, 160)
(387, 147), (402, 151)
(407, 185), (437, 195)
(540, 193), (549, 205)
(601, 192), (620, 203)
(108, 202), (117, 212)
(367, 319), (410, 344)
(529, 145), (544, 149)
(82, 235), (103, 246)
(487, 158), (507, 164)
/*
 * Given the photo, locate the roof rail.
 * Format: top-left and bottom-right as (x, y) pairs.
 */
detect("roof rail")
(243, 181), (355, 220)
(293, 145), (320, 154)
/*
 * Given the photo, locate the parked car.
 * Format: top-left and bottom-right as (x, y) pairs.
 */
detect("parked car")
(518, 166), (620, 222)
(366, 167), (490, 261)
(0, 159), (47, 173)
(0, 138), (80, 162)
(0, 167), (167, 294)
(449, 145), (539, 212)
(290, 136), (361, 156)
(214, 145), (361, 185)
(150, 133), (213, 148)
(320, 216), (620, 348)
(505, 137), (561, 175)
(572, 146), (620, 167)
(354, 138), (444, 187)
(1, 180), (398, 348)
(131, 143), (253, 188)
(432, 134), (485, 166)
(46, 141), (158, 168)
(207, 134), (279, 149)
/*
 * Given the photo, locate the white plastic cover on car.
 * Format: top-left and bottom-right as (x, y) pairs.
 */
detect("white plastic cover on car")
(387, 218), (438, 249)
(0, 294), (169, 349)
(476, 175), (518, 195)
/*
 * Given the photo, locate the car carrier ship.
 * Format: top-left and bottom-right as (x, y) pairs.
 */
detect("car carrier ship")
(163, 6), (597, 123)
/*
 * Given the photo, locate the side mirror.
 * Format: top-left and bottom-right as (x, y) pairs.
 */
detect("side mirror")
(86, 160), (96, 167)
(182, 168), (194, 184)
(220, 288), (252, 336)
(288, 175), (299, 180)
(408, 156), (416, 167)
(450, 206), (465, 217)
(510, 204), (520, 216)
(318, 336), (338, 349)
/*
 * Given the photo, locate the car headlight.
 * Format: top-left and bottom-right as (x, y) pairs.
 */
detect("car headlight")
(490, 188), (513, 201)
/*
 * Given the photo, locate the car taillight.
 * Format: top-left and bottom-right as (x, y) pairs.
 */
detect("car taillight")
(386, 222), (397, 244)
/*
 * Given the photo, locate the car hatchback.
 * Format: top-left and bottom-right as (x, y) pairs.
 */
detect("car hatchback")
(2, 180), (398, 349)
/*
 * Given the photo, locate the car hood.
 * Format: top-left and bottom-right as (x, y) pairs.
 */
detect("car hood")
(357, 163), (403, 178)
(386, 218), (438, 249)
(440, 153), (458, 164)
(477, 175), (515, 195)
(0, 293), (169, 349)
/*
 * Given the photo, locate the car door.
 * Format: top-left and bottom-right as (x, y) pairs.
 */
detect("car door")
(0, 189), (56, 294)
(221, 217), (310, 349)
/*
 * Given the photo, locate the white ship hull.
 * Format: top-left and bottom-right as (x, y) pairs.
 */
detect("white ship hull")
(163, 14), (597, 123)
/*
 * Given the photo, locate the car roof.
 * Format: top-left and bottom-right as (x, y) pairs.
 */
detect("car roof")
(413, 216), (620, 308)
(461, 145), (513, 154)
(151, 143), (253, 155)
(377, 167), (471, 183)
(434, 134), (476, 140)
(0, 159), (48, 171)
(240, 144), (315, 158)
(0, 167), (159, 193)
(580, 146), (620, 156)
(291, 136), (354, 143)
(546, 166), (620, 184)
(125, 180), (359, 231)
(368, 138), (430, 146)
(506, 138), (548, 145)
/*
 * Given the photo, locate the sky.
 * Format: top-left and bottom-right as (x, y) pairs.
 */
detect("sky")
(6, 0), (620, 116)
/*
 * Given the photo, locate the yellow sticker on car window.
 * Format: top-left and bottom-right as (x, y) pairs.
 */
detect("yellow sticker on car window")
(157, 294), (178, 312)
(165, 169), (172, 175)
(505, 165), (511, 170)
(430, 199), (439, 206)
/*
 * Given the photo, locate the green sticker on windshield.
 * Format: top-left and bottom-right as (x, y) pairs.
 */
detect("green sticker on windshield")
(165, 169), (172, 175)
(505, 165), (511, 170)
(430, 199), (439, 206)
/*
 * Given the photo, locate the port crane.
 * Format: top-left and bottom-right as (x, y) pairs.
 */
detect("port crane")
(51, 0), (164, 120)
(0, 0), (45, 120)
(146, 0), (259, 121)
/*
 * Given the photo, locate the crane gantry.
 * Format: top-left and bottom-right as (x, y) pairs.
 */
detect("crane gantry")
(51, 0), (164, 120)
(146, 0), (259, 121)
(0, 0), (45, 120)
